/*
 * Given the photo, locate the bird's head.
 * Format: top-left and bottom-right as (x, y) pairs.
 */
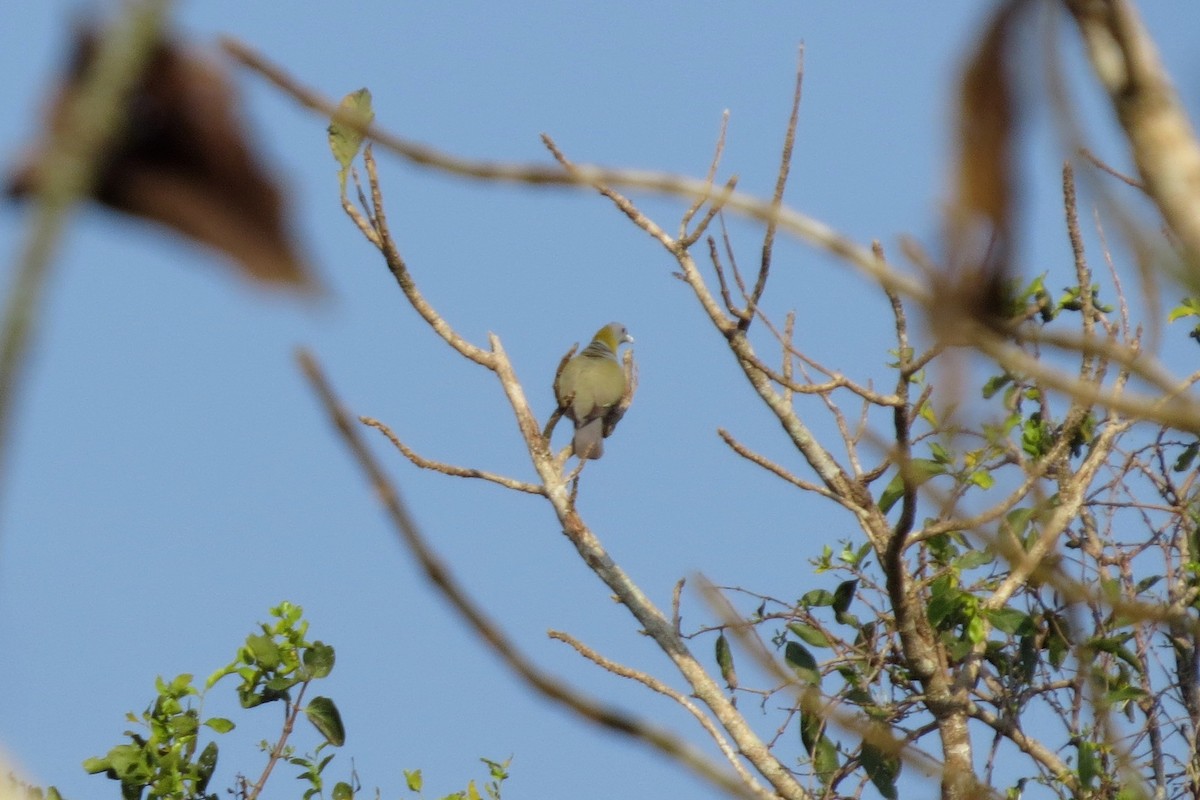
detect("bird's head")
(593, 322), (634, 352)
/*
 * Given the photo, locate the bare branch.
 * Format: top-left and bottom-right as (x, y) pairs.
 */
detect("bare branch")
(717, 428), (848, 507)
(542, 134), (677, 249)
(361, 148), (495, 367)
(968, 704), (1076, 794)
(679, 111), (731, 248)
(549, 630), (774, 800)
(972, 326), (1200, 432)
(220, 35), (927, 305)
(694, 576), (960, 796)
(339, 164), (381, 247)
(1066, 0), (1200, 265)
(1079, 146), (1145, 191)
(742, 46), (804, 330)
(361, 416), (543, 494)
(299, 349), (770, 800)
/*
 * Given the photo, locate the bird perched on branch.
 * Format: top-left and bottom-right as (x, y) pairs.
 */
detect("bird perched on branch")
(554, 322), (634, 460)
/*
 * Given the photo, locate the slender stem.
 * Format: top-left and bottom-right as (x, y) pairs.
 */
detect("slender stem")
(0, 1), (171, 530)
(247, 681), (310, 800)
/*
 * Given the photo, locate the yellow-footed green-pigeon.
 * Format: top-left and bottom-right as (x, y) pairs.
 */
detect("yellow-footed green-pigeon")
(554, 322), (633, 459)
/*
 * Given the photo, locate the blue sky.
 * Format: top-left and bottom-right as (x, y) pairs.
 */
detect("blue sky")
(2, 3), (1199, 799)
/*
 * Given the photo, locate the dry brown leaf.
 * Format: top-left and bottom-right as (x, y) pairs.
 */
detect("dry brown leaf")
(6, 24), (318, 292)
(940, 0), (1030, 330)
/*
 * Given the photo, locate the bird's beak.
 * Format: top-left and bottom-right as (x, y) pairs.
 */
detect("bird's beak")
(623, 333), (635, 344)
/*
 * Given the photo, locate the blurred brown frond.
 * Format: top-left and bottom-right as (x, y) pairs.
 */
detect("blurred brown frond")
(6, 22), (317, 292)
(938, 0), (1031, 333)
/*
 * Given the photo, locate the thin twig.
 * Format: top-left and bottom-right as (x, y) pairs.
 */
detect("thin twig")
(362, 148), (494, 367)
(361, 416), (544, 494)
(1079, 147), (1145, 191)
(672, 578), (686, 637)
(247, 681), (310, 800)
(549, 629), (772, 799)
(717, 428), (847, 507)
(742, 45), (804, 330)
(709, 232), (740, 318)
(541, 134), (677, 248)
(1062, 162), (1096, 344)
(340, 161), (380, 247)
(679, 111), (731, 248)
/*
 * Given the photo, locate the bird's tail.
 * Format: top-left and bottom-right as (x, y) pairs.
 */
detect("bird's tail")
(573, 419), (605, 459)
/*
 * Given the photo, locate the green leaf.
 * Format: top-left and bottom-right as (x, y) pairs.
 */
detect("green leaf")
(831, 580), (857, 615)
(981, 373), (1012, 399)
(785, 641), (820, 685)
(927, 532), (962, 566)
(966, 614), (986, 644)
(1018, 635), (1038, 682)
(1134, 575), (1162, 595)
(835, 582), (864, 623)
(714, 633), (738, 689)
(812, 734), (839, 786)
(245, 633), (281, 669)
(799, 589), (834, 607)
(405, 769), (423, 792)
(861, 741), (901, 800)
(1077, 739), (1097, 789)
(1048, 629), (1068, 669)
(969, 469), (995, 489)
(196, 741), (219, 793)
(844, 686), (873, 706)
(926, 580), (962, 629)
(1174, 441), (1200, 472)
(82, 757), (110, 775)
(955, 549), (994, 571)
(879, 459), (944, 514)
(986, 607), (1029, 635)
(305, 696), (346, 747)
(1021, 412), (1052, 459)
(799, 707), (823, 754)
(1057, 285), (1084, 312)
(169, 711), (199, 737)
(1168, 297), (1200, 322)
(204, 717), (235, 734)
(303, 642), (336, 679)
(332, 781), (354, 800)
(328, 88), (375, 190)
(787, 623), (831, 649)
(1003, 506), (1036, 539)
(836, 611), (861, 628)
(102, 744), (147, 781)
(481, 756), (510, 783)
(205, 663), (238, 690)
(166, 673), (195, 696)
(1104, 685), (1147, 709)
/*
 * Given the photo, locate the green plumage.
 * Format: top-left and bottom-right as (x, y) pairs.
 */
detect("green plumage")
(554, 322), (633, 459)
